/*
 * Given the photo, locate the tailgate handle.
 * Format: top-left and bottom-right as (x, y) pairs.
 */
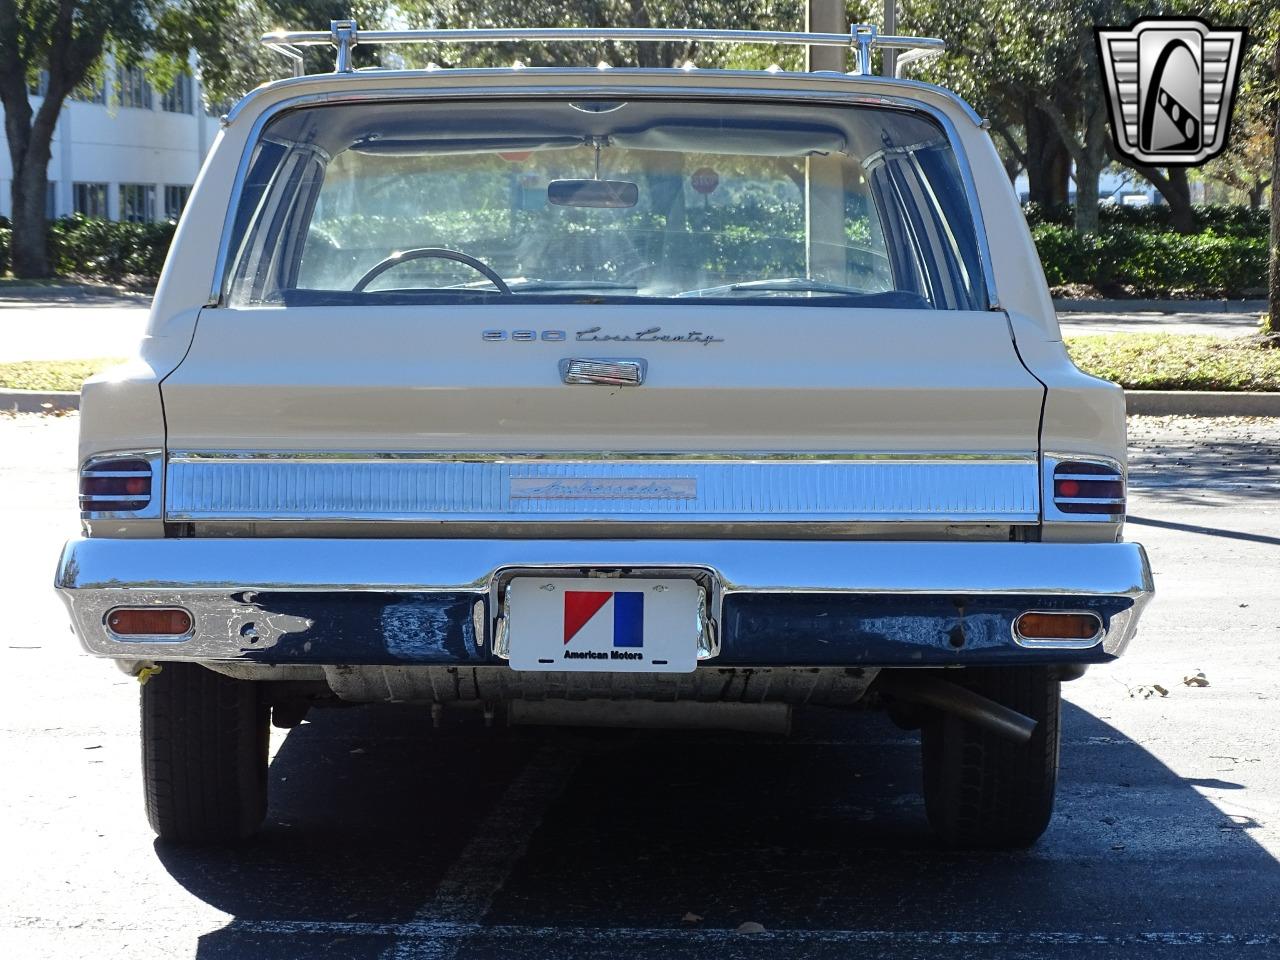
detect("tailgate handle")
(560, 358), (647, 386)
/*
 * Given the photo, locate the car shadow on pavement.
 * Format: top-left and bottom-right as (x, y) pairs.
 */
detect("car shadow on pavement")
(157, 700), (1280, 959)
(1129, 514), (1280, 547)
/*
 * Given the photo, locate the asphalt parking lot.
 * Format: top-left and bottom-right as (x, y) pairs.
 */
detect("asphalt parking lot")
(2, 413), (1278, 960)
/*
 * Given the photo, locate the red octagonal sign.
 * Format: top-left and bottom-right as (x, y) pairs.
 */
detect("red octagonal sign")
(690, 167), (719, 195)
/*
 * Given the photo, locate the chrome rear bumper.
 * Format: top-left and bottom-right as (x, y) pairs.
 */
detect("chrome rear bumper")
(55, 538), (1153, 666)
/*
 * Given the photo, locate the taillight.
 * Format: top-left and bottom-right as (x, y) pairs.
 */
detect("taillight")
(80, 457), (153, 512)
(1052, 460), (1125, 516)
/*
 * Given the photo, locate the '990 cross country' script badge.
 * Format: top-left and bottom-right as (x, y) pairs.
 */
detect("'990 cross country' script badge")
(1095, 18), (1245, 166)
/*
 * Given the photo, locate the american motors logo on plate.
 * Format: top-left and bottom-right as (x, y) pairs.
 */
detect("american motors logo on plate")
(563, 590), (644, 661)
(506, 577), (702, 673)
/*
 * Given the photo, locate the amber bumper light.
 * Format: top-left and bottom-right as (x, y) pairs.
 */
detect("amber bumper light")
(106, 608), (193, 637)
(1014, 611), (1102, 642)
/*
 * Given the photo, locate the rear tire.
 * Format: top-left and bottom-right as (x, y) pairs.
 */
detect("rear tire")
(141, 662), (269, 843)
(920, 667), (1060, 849)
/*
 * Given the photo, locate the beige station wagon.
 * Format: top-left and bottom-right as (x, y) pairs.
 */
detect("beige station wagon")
(55, 21), (1153, 848)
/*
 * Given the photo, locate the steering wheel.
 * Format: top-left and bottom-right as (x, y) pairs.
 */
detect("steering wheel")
(353, 247), (512, 294)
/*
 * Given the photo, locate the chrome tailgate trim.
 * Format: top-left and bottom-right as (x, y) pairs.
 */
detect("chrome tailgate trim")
(164, 454), (1040, 523)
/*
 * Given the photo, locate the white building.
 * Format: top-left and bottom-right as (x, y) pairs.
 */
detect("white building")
(1011, 168), (1207, 207)
(0, 63), (221, 222)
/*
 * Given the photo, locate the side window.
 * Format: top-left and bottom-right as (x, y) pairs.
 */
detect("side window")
(227, 144), (325, 303)
(865, 143), (981, 311)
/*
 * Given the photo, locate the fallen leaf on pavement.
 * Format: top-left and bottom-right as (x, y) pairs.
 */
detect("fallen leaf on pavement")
(1183, 672), (1210, 687)
(681, 912), (703, 924)
(1129, 684), (1169, 699)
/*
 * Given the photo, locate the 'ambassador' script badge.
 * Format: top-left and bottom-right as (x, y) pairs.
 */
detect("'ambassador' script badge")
(1095, 18), (1245, 166)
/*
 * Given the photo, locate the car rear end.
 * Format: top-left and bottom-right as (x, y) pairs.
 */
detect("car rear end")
(56, 67), (1152, 847)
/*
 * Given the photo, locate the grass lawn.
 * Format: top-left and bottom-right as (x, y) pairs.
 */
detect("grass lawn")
(0, 358), (126, 392)
(1067, 333), (1280, 391)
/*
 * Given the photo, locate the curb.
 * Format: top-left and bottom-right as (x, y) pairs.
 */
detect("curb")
(0, 388), (80, 413)
(0, 282), (153, 303)
(1055, 298), (1265, 314)
(1125, 390), (1280, 417)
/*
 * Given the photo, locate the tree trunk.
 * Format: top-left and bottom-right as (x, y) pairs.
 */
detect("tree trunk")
(1267, 34), (1280, 336)
(1249, 180), (1267, 210)
(0, 0), (117, 278)
(1073, 152), (1101, 234)
(1025, 107), (1071, 208)
(1001, 152), (1022, 183)
(1072, 102), (1109, 235)
(1162, 167), (1195, 234)
(1046, 144), (1071, 207)
(8, 139), (54, 277)
(1, 22), (64, 278)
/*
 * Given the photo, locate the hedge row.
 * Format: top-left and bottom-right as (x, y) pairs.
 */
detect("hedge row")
(1024, 202), (1269, 237)
(0, 209), (1271, 296)
(49, 216), (176, 279)
(1030, 223), (1267, 296)
(0, 215), (174, 280)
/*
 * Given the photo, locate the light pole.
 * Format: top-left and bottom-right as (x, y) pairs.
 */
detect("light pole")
(804, 0), (847, 279)
(883, 0), (899, 76)
(805, 0), (845, 72)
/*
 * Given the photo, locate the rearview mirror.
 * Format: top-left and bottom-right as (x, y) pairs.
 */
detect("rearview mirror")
(547, 179), (639, 209)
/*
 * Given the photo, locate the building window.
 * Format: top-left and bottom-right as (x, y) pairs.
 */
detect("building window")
(119, 184), (156, 222)
(161, 74), (193, 114)
(74, 183), (109, 218)
(28, 69), (106, 103)
(164, 185), (191, 219)
(116, 65), (152, 109)
(46, 182), (58, 219)
(71, 78), (107, 104)
(27, 69), (50, 97)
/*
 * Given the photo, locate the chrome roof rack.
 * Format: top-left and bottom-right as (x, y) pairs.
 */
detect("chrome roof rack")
(261, 21), (944, 79)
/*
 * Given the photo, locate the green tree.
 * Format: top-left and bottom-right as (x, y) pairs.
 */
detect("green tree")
(1270, 26), (1279, 336)
(904, 0), (1259, 234)
(1222, 0), (1280, 335)
(903, 0), (1130, 233)
(0, 0), (376, 279)
(399, 0), (809, 70)
(0, 1), (155, 277)
(156, 1), (389, 107)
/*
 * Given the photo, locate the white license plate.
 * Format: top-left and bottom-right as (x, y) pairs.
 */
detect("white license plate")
(505, 577), (703, 673)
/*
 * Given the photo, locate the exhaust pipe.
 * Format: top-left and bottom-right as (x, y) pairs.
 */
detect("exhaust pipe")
(876, 674), (1037, 744)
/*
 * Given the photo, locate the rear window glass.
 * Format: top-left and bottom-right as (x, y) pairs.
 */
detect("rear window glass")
(223, 96), (988, 310)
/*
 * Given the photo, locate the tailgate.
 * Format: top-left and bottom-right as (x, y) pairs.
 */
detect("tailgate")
(158, 303), (1046, 527)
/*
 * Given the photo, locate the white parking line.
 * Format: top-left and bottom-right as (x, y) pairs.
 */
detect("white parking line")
(381, 739), (583, 959)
